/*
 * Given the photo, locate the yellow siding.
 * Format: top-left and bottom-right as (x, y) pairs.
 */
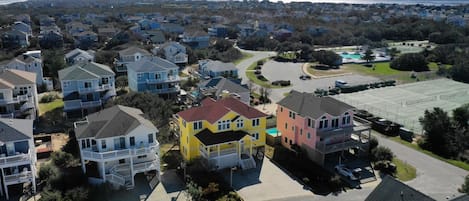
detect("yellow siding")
(178, 111), (267, 161)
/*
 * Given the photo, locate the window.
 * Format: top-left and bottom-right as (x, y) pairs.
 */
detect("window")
(347, 115), (351, 124)
(289, 139), (292, 145)
(102, 77), (109, 84)
(62, 81), (69, 88)
(280, 107), (283, 112)
(217, 120), (231, 130)
(193, 121), (202, 130)
(252, 118), (260, 127)
(18, 87), (28, 95)
(137, 73), (143, 80)
(84, 82), (92, 88)
(332, 118), (339, 128)
(285, 122), (288, 129)
(252, 133), (259, 141)
(119, 159), (125, 164)
(289, 111), (296, 119)
(155, 73), (160, 79)
(148, 134), (154, 144)
(81, 140), (86, 148)
(324, 119), (329, 128)
(292, 126), (295, 131)
(319, 116), (328, 129)
(138, 155), (147, 159)
(284, 137), (288, 143)
(300, 128), (303, 135)
(182, 120), (186, 127)
(236, 119), (244, 128)
(130, 137), (135, 146)
(101, 140), (106, 149)
(307, 132), (311, 139)
(156, 84), (163, 89)
(307, 118), (312, 127)
(343, 112), (351, 125)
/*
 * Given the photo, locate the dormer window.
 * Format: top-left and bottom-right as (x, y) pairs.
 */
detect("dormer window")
(319, 116), (328, 129)
(193, 121), (202, 130)
(289, 111), (296, 119)
(332, 118), (339, 128)
(342, 112), (351, 125)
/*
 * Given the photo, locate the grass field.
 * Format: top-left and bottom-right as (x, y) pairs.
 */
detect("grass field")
(339, 62), (443, 83)
(393, 158), (417, 181)
(39, 99), (64, 116)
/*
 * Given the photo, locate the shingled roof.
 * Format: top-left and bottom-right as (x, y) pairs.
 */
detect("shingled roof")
(365, 175), (435, 201)
(0, 69), (36, 89)
(177, 97), (267, 123)
(75, 105), (157, 139)
(58, 62), (114, 81)
(277, 90), (354, 119)
(127, 56), (178, 73)
(195, 129), (247, 146)
(0, 118), (33, 143)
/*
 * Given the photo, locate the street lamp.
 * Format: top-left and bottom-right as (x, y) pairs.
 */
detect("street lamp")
(230, 166), (237, 188)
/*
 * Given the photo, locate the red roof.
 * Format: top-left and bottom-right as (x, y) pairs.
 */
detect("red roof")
(177, 97), (267, 123)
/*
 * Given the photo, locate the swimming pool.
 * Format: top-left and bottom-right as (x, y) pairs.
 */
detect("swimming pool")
(340, 52), (362, 60)
(266, 128), (281, 137)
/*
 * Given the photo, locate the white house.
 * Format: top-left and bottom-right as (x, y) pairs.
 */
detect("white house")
(65, 48), (96, 65)
(0, 69), (38, 119)
(74, 105), (160, 189)
(161, 42), (188, 66)
(0, 52), (44, 87)
(114, 47), (152, 73)
(0, 118), (36, 200)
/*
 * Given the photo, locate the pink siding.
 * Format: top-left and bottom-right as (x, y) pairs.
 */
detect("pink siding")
(277, 104), (355, 151)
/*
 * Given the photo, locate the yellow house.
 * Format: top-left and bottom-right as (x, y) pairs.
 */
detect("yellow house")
(176, 97), (268, 170)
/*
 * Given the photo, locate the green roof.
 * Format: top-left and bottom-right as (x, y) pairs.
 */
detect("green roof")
(59, 62), (115, 81)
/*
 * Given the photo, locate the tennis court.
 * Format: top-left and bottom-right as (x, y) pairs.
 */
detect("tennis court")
(334, 79), (469, 134)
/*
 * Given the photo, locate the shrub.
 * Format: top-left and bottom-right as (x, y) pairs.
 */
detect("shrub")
(64, 187), (89, 201)
(371, 146), (394, 162)
(256, 75), (268, 81)
(254, 70), (261, 75)
(271, 80), (291, 86)
(38, 163), (60, 183)
(257, 60), (264, 66)
(51, 151), (76, 168)
(390, 53), (428, 71)
(40, 94), (59, 103)
(369, 136), (379, 152)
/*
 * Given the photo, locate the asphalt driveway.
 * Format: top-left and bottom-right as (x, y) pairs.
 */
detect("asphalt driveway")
(221, 157), (315, 201)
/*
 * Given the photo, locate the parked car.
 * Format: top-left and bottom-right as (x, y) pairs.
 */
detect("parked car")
(335, 164), (361, 180)
(299, 75), (311, 80)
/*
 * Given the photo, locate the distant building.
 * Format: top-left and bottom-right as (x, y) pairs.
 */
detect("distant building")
(182, 30), (210, 49)
(65, 48), (96, 65)
(198, 60), (238, 79)
(195, 77), (250, 104)
(208, 25), (228, 38)
(1, 30), (29, 48)
(114, 47), (152, 73)
(160, 42), (188, 66)
(0, 53), (44, 87)
(12, 21), (32, 37)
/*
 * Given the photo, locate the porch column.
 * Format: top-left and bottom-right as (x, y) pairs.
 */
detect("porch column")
(1, 168), (8, 200)
(207, 146), (210, 158)
(217, 144), (221, 167)
(238, 142), (241, 159)
(0, 169), (3, 196)
(101, 162), (106, 182)
(249, 140), (253, 156)
(81, 158), (86, 174)
(31, 164), (36, 194)
(130, 157), (134, 187)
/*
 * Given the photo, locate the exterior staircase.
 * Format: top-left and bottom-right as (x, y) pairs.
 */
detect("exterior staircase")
(108, 164), (134, 189)
(239, 154), (256, 170)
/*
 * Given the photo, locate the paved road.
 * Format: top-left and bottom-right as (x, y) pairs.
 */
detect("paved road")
(373, 132), (468, 201)
(235, 47), (276, 85)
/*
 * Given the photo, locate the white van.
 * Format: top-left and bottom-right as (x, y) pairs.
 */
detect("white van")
(335, 80), (348, 88)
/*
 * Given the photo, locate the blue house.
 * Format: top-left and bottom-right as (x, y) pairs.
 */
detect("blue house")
(138, 19), (160, 30)
(127, 56), (180, 98)
(208, 25), (227, 38)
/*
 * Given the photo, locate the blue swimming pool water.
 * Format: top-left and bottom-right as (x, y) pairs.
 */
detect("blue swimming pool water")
(340, 52), (362, 59)
(266, 128), (281, 136)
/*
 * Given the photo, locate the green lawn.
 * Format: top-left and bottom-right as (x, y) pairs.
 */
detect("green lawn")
(39, 99), (64, 116)
(246, 59), (285, 88)
(389, 136), (469, 171)
(233, 52), (254, 65)
(278, 52), (296, 60)
(393, 158), (417, 182)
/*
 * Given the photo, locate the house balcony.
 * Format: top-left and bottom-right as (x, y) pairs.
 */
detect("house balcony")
(0, 149), (32, 168)
(317, 117), (371, 139)
(111, 160), (160, 175)
(145, 85), (180, 94)
(4, 171), (34, 185)
(146, 76), (180, 84)
(0, 94), (30, 105)
(200, 146), (240, 170)
(64, 100), (102, 111)
(315, 139), (364, 154)
(81, 143), (159, 162)
(78, 84), (112, 94)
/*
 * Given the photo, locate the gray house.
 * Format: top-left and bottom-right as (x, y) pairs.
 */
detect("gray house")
(196, 77), (250, 104)
(198, 60), (238, 79)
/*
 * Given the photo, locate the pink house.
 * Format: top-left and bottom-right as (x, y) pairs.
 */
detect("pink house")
(276, 90), (371, 165)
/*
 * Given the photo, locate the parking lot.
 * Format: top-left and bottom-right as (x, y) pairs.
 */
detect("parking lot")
(260, 60), (381, 102)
